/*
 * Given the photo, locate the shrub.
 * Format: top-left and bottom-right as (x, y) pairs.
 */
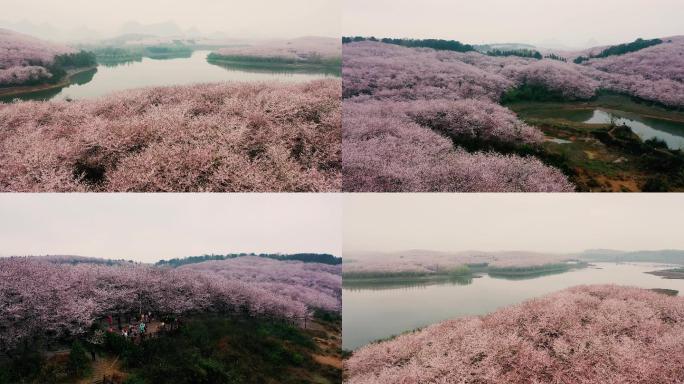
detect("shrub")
(66, 341), (91, 378)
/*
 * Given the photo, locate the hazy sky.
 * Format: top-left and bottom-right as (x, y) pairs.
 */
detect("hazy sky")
(0, 194), (341, 262)
(344, 194), (684, 254)
(343, 0), (684, 48)
(1, 0), (340, 39)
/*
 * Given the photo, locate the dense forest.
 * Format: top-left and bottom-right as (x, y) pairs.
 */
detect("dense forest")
(342, 36), (475, 52)
(487, 48), (542, 59)
(574, 37), (663, 63)
(157, 253), (343, 267)
(40, 51), (97, 84)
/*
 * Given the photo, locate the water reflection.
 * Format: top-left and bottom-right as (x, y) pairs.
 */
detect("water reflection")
(342, 262), (684, 350)
(208, 60), (341, 77)
(97, 58), (143, 68)
(585, 110), (684, 149)
(344, 275), (474, 291)
(70, 68), (98, 85)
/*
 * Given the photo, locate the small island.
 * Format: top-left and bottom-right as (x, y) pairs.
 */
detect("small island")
(343, 250), (589, 285)
(207, 37), (341, 74)
(646, 267), (684, 279)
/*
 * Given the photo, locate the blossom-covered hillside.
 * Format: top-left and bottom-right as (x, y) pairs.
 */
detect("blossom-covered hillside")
(0, 255), (341, 352)
(342, 42), (574, 192)
(342, 37), (684, 192)
(179, 256), (342, 313)
(0, 28), (76, 86)
(343, 250), (572, 276)
(0, 79), (341, 191)
(345, 285), (684, 383)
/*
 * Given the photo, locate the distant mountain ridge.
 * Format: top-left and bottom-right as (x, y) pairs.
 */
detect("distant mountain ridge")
(576, 249), (684, 264)
(346, 249), (684, 267)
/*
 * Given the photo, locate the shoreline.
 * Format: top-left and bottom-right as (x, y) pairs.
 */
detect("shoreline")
(207, 55), (341, 74)
(507, 93), (684, 124)
(0, 66), (97, 99)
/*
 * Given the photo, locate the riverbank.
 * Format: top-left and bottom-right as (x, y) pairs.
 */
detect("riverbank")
(508, 95), (684, 191)
(509, 93), (684, 125)
(0, 66), (97, 100)
(207, 54), (341, 75)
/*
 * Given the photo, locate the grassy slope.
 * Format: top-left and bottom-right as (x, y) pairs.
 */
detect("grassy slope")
(2, 314), (341, 384)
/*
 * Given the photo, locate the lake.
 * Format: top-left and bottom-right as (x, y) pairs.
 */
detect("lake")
(1, 50), (338, 103)
(342, 262), (684, 350)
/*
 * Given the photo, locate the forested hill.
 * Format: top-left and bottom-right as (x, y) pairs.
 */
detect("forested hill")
(156, 253), (342, 267)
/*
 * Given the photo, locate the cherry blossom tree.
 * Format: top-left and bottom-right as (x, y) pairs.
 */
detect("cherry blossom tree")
(342, 101), (573, 192)
(0, 79), (341, 192)
(0, 66), (53, 86)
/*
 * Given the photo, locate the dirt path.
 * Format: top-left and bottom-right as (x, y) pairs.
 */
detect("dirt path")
(308, 319), (343, 370)
(312, 354), (343, 369)
(78, 356), (125, 384)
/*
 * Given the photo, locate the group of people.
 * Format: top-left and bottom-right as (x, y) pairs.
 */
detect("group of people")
(99, 312), (184, 345)
(104, 312), (155, 341)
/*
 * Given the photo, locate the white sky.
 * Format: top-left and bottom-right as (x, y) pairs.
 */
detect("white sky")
(1, 0), (341, 39)
(0, 194), (341, 262)
(344, 194), (684, 255)
(343, 0), (684, 48)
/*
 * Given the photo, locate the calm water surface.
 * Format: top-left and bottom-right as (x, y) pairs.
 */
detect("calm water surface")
(536, 107), (684, 150)
(342, 262), (684, 350)
(2, 50), (337, 102)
